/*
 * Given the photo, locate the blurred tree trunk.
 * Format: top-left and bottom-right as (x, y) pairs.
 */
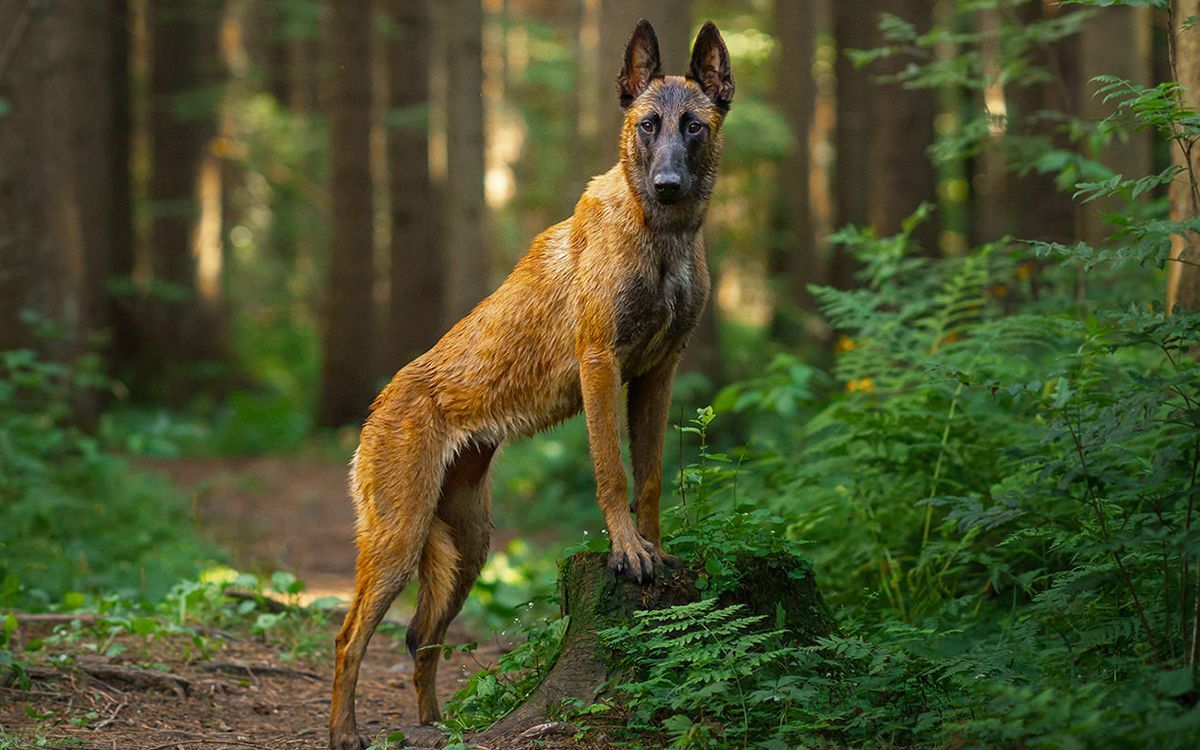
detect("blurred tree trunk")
(145, 0), (227, 392)
(869, 0), (939, 254)
(1007, 1), (1079, 244)
(109, 0), (138, 375)
(1168, 0), (1200, 312)
(971, 6), (1014, 244)
(318, 0), (377, 426)
(652, 0), (692, 75)
(769, 0), (819, 343)
(285, 1), (322, 112)
(243, 0), (291, 103)
(681, 232), (722, 380)
(831, 0), (873, 289)
(833, 0), (939, 284)
(383, 0), (443, 366)
(1079, 4), (1153, 247)
(0, 0), (120, 375)
(573, 0), (603, 193)
(441, 0), (489, 324)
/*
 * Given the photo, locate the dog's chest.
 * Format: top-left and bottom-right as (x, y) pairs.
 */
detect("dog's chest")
(614, 242), (705, 375)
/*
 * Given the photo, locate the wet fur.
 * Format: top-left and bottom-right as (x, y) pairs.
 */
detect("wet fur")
(330, 20), (733, 750)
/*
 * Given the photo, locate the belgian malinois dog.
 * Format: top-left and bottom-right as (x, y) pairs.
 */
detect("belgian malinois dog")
(330, 19), (734, 749)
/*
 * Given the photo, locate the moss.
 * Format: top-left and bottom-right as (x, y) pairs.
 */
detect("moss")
(716, 552), (836, 643)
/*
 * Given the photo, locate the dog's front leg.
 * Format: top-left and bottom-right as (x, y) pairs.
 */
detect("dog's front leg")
(579, 344), (655, 582)
(628, 353), (681, 567)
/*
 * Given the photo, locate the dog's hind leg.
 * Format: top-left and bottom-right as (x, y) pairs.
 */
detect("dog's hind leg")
(407, 441), (497, 725)
(330, 414), (452, 750)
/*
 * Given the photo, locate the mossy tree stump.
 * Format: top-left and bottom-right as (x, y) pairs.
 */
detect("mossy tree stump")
(473, 551), (833, 743)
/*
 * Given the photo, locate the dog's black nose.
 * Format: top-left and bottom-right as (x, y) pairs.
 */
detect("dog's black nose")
(653, 174), (682, 203)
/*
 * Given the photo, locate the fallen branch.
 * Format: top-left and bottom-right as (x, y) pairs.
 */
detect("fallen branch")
(196, 661), (323, 682)
(91, 697), (129, 729)
(29, 661), (190, 697)
(10, 613), (98, 625)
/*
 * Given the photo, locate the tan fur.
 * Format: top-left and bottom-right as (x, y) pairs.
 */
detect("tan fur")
(329, 21), (732, 750)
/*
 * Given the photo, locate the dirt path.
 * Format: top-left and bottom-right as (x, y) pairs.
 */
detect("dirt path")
(147, 456), (363, 604)
(0, 457), (545, 749)
(1, 615), (499, 749)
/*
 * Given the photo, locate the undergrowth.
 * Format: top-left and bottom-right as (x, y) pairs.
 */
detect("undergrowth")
(0, 347), (217, 606)
(0, 567), (341, 692)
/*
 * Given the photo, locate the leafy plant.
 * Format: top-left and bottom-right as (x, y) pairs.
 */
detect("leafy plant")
(0, 346), (217, 605)
(599, 599), (790, 748)
(442, 616), (568, 735)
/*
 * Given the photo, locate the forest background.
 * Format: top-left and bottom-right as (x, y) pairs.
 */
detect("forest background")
(3, 0), (1200, 748)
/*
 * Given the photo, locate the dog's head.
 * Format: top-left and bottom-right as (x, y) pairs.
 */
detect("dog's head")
(617, 19), (734, 209)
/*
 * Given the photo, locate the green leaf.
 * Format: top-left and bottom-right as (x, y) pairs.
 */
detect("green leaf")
(62, 591), (86, 609)
(1156, 667), (1194, 697)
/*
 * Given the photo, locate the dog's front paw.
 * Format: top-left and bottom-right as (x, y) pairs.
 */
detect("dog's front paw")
(608, 532), (656, 584)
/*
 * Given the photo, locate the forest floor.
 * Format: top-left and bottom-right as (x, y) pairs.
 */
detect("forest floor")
(1, 457), (579, 750)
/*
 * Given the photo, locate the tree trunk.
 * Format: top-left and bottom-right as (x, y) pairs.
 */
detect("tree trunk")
(869, 0), (939, 254)
(382, 0), (443, 368)
(1168, 0), (1200, 312)
(441, 0), (489, 325)
(1007, 1), (1079, 245)
(769, 0), (819, 343)
(242, 0), (290, 104)
(108, 0), (138, 380)
(471, 551), (834, 743)
(831, 0), (874, 289)
(145, 0), (226, 393)
(317, 0), (377, 427)
(572, 0), (603, 195)
(0, 0), (118, 369)
(1078, 4), (1154, 247)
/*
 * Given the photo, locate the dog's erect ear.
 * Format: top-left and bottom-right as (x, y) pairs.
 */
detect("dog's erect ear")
(618, 19), (662, 109)
(687, 21), (734, 111)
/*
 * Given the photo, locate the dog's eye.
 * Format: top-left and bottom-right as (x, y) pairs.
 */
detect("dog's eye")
(640, 119), (655, 134)
(687, 121), (704, 135)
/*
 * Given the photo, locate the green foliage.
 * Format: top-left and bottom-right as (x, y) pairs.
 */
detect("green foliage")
(0, 730), (73, 749)
(726, 213), (1200, 746)
(599, 600), (790, 748)
(662, 407), (804, 595)
(14, 567), (339, 666)
(1, 613), (27, 689)
(0, 347), (217, 605)
(491, 420), (599, 534)
(365, 730), (408, 750)
(462, 539), (559, 628)
(442, 616), (568, 735)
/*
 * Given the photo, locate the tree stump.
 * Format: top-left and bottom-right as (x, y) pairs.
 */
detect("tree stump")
(472, 551), (833, 744)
